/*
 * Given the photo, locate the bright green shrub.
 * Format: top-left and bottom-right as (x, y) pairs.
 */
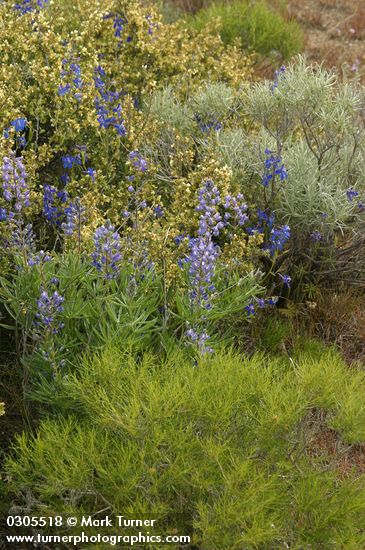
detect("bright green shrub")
(257, 315), (292, 352)
(188, 0), (303, 59)
(5, 347), (365, 548)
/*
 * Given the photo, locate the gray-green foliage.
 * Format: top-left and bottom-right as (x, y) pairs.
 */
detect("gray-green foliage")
(148, 86), (194, 135)
(191, 82), (235, 121)
(279, 141), (357, 233)
(145, 82), (240, 180)
(242, 57), (365, 234)
(214, 127), (247, 170)
(5, 345), (365, 548)
(145, 58), (365, 291)
(147, 82), (236, 135)
(148, 58), (365, 237)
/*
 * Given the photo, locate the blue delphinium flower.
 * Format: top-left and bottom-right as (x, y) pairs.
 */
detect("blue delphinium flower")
(61, 154), (81, 170)
(113, 14), (127, 38)
(94, 66), (126, 136)
(358, 201), (365, 212)
(257, 208), (275, 231)
(10, 118), (27, 132)
(14, 0), (33, 14)
(14, 0), (48, 15)
(43, 185), (58, 223)
(91, 220), (122, 279)
(261, 149), (288, 187)
(113, 14), (126, 38)
(58, 83), (71, 96)
(85, 167), (96, 182)
(279, 273), (291, 288)
(268, 225), (291, 256)
(43, 184), (68, 226)
(58, 58), (83, 101)
(111, 13), (135, 45)
(247, 207), (290, 257)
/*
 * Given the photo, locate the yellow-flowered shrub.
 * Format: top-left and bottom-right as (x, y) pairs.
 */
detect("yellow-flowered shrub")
(0, 0), (257, 278)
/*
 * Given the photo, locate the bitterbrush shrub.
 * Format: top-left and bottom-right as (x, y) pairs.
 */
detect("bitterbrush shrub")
(187, 0), (303, 60)
(5, 346), (365, 548)
(0, 0), (253, 265)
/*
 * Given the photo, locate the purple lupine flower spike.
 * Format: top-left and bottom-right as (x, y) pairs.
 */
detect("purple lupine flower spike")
(1, 154), (30, 212)
(91, 220), (122, 279)
(35, 289), (64, 334)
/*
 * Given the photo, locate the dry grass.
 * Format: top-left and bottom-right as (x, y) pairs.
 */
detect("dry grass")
(288, 0), (365, 80)
(338, 7), (365, 40)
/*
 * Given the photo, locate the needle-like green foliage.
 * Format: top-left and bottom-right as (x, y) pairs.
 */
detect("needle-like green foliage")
(5, 345), (365, 548)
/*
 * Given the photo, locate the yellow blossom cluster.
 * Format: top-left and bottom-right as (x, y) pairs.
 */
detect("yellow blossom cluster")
(0, 0), (260, 279)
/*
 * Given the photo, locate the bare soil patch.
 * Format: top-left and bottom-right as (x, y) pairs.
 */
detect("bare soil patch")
(288, 0), (365, 79)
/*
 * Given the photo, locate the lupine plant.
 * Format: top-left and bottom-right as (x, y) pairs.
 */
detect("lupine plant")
(177, 180), (264, 355)
(91, 221), (122, 279)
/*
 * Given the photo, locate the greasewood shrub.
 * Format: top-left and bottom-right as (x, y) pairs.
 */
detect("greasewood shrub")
(5, 345), (365, 548)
